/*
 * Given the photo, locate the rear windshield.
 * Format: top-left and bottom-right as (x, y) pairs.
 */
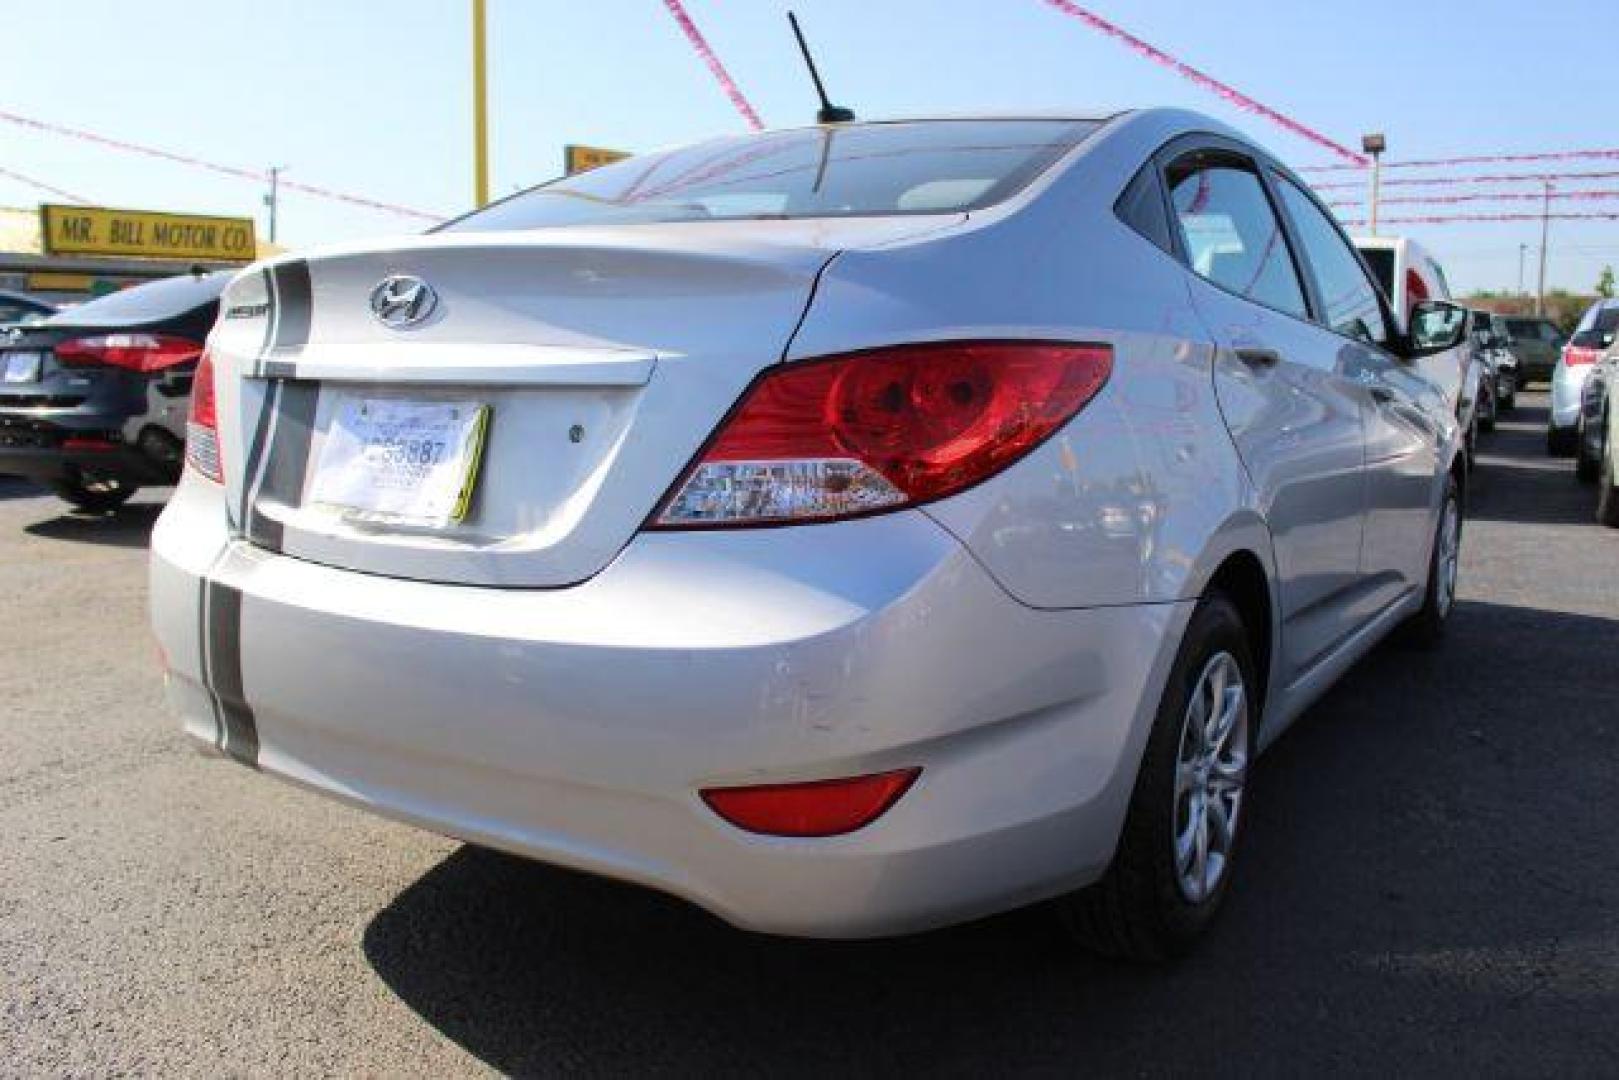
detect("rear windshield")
(1360, 247), (1395, 297)
(443, 119), (1102, 232)
(47, 272), (226, 326)
(1571, 304), (1619, 347)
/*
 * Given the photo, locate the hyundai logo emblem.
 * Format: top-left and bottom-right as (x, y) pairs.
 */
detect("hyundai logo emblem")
(368, 275), (438, 328)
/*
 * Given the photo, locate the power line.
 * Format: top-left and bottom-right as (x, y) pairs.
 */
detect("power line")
(660, 0), (764, 130)
(1039, 1), (1365, 165)
(1302, 147), (1619, 173)
(1331, 188), (1619, 208)
(0, 107), (443, 222)
(1312, 168), (1619, 191)
(1339, 210), (1619, 227)
(0, 165), (90, 205)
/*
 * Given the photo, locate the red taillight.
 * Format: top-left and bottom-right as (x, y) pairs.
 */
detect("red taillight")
(185, 351), (222, 482)
(1564, 345), (1600, 368)
(700, 768), (921, 837)
(654, 341), (1113, 527)
(55, 333), (203, 373)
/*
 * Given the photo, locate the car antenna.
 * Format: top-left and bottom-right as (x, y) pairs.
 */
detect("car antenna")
(788, 11), (854, 124)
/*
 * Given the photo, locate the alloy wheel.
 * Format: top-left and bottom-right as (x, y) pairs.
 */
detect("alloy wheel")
(1172, 651), (1249, 904)
(1436, 496), (1461, 618)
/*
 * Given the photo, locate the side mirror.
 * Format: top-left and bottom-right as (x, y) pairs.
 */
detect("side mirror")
(1409, 300), (1469, 357)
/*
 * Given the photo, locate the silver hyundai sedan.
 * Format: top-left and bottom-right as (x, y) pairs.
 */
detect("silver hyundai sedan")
(150, 109), (1469, 960)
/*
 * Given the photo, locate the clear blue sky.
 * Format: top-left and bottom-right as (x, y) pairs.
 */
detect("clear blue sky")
(3, 0), (1613, 294)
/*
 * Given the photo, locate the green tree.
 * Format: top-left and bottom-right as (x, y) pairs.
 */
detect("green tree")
(1598, 265), (1616, 299)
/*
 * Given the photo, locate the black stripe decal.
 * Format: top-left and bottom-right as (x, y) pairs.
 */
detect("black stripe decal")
(239, 380), (282, 536)
(247, 381), (319, 552)
(270, 260), (313, 350)
(205, 579), (259, 767)
(196, 570), (225, 750)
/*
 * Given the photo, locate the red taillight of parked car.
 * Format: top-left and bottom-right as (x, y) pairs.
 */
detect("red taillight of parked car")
(184, 351), (222, 483)
(55, 333), (203, 374)
(1563, 345), (1601, 368)
(700, 768), (922, 837)
(652, 341), (1113, 527)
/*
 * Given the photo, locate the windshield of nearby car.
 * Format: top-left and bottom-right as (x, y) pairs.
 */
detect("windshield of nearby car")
(442, 120), (1102, 231)
(1359, 247), (1395, 297)
(47, 272), (226, 325)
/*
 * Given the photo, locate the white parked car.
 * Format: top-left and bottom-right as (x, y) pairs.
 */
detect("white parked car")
(1353, 235), (1451, 321)
(151, 111), (1470, 960)
(1355, 234), (1486, 458)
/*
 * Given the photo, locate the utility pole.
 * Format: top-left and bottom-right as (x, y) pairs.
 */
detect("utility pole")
(472, 0), (490, 207)
(1518, 243), (1527, 296)
(1536, 180), (1551, 316)
(1362, 133), (1386, 235)
(263, 165), (285, 245)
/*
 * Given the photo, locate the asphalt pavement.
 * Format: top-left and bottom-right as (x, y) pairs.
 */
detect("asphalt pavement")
(3, 390), (1617, 1077)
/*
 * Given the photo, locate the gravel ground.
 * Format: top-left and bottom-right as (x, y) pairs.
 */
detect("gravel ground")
(3, 390), (1616, 1077)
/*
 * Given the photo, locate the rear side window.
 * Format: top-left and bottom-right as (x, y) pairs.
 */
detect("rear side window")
(443, 119), (1101, 230)
(1165, 158), (1307, 319)
(1272, 176), (1389, 346)
(1115, 164), (1175, 254)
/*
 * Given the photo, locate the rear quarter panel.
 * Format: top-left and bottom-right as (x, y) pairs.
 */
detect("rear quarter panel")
(787, 110), (1262, 612)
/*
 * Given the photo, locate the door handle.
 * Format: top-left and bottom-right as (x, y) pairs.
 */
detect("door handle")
(1369, 386), (1396, 404)
(1234, 346), (1281, 367)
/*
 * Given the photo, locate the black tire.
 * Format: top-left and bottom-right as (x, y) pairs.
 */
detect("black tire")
(1547, 425), (1578, 456)
(1576, 426), (1600, 483)
(1597, 437), (1619, 527)
(49, 472), (137, 512)
(1400, 473), (1462, 649)
(1057, 593), (1256, 962)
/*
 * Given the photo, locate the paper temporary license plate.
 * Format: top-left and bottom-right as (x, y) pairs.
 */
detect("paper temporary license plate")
(2, 352), (42, 384)
(309, 395), (490, 528)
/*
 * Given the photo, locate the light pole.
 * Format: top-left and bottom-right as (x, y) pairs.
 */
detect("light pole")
(472, 0), (490, 207)
(1362, 133), (1386, 235)
(263, 165), (285, 245)
(1518, 243), (1527, 296)
(1536, 180), (1552, 316)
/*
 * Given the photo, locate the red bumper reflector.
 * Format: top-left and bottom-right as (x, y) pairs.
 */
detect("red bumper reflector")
(62, 437), (117, 451)
(700, 768), (921, 837)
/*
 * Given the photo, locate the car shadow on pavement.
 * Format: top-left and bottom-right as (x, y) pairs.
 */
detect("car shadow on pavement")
(362, 599), (1619, 1076)
(23, 503), (163, 548)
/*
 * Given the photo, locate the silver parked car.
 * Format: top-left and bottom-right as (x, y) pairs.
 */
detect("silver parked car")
(1550, 299), (1619, 455)
(150, 111), (1469, 960)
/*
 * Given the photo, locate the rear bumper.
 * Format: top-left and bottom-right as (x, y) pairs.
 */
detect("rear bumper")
(0, 439), (179, 484)
(1551, 366), (1590, 430)
(150, 475), (1189, 937)
(0, 393), (184, 484)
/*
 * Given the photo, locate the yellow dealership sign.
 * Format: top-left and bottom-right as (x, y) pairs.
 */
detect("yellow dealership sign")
(40, 205), (258, 262)
(564, 145), (630, 175)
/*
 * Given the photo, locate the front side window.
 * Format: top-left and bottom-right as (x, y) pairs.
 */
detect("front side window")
(1272, 176), (1389, 346)
(443, 119), (1100, 231)
(1165, 158), (1307, 319)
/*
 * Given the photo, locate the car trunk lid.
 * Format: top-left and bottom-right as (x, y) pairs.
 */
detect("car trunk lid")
(213, 218), (956, 587)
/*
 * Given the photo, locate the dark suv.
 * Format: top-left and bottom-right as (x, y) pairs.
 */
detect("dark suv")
(1502, 315), (1565, 386)
(0, 272), (227, 510)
